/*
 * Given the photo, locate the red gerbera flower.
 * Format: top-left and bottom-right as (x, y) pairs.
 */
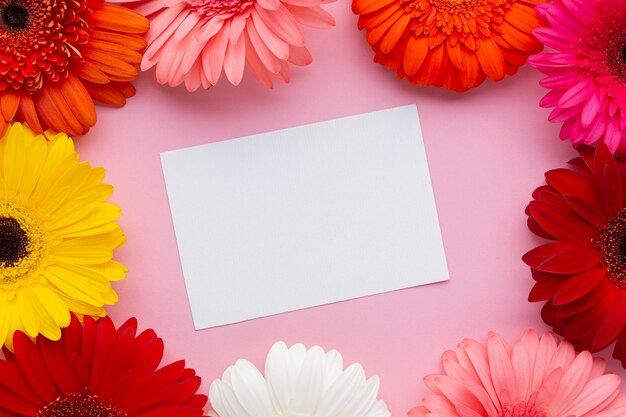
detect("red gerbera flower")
(0, 314), (208, 417)
(0, 0), (149, 136)
(523, 141), (626, 366)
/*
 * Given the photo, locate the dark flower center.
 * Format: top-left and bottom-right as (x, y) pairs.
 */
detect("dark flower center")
(37, 393), (125, 417)
(0, 217), (29, 266)
(1, 0), (29, 31)
(599, 209), (626, 288)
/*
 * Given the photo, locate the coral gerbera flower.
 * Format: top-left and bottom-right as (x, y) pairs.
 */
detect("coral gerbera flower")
(0, 123), (126, 351)
(210, 341), (391, 417)
(522, 142), (626, 366)
(351, 0), (547, 92)
(111, 0), (335, 91)
(0, 314), (208, 417)
(529, 0), (626, 155)
(0, 0), (149, 136)
(409, 330), (626, 417)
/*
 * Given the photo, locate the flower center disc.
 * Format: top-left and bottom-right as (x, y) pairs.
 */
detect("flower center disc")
(38, 393), (125, 417)
(0, 202), (45, 287)
(0, 217), (30, 266)
(1, 0), (29, 31)
(599, 208), (626, 288)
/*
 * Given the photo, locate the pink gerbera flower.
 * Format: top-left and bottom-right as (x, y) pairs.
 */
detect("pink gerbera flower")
(112, 0), (335, 91)
(529, 0), (626, 155)
(410, 330), (626, 417)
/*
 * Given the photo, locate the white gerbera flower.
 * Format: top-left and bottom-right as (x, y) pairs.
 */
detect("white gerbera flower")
(209, 341), (391, 417)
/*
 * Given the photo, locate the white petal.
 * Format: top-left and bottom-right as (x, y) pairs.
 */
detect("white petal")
(210, 373), (252, 417)
(363, 400), (391, 417)
(316, 364), (364, 417)
(322, 350), (344, 392)
(337, 376), (380, 417)
(267, 341), (293, 413)
(231, 360), (275, 417)
(292, 346), (325, 417)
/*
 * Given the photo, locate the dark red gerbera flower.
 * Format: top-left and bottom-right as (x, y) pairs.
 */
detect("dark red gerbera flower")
(0, 314), (207, 417)
(523, 141), (626, 366)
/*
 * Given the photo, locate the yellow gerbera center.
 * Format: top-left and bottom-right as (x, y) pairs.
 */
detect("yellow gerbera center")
(0, 201), (45, 289)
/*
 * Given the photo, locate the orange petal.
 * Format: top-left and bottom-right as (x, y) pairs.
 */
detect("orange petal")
(35, 85), (85, 136)
(60, 74), (97, 128)
(366, 8), (405, 47)
(16, 95), (44, 134)
(90, 29), (147, 52)
(403, 36), (429, 75)
(352, 0), (398, 15)
(379, 13), (411, 54)
(475, 37), (506, 81)
(83, 40), (143, 65)
(88, 5), (149, 34)
(446, 40), (464, 70)
(1, 92), (20, 121)
(71, 60), (111, 84)
(83, 82), (127, 107)
(82, 48), (138, 82)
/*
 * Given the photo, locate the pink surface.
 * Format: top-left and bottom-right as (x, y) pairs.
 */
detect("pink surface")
(73, 0), (626, 414)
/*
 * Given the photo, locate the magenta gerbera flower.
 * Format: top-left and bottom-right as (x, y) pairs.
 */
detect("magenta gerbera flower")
(529, 0), (626, 155)
(111, 0), (335, 91)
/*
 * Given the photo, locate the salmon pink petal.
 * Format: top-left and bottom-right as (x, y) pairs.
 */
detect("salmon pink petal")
(124, 0), (333, 90)
(411, 332), (626, 417)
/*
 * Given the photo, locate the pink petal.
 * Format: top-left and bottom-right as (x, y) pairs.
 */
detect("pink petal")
(254, 4), (305, 46)
(284, 4), (335, 28)
(251, 11), (290, 60)
(246, 19), (281, 74)
(201, 22), (231, 84)
(224, 35), (246, 85)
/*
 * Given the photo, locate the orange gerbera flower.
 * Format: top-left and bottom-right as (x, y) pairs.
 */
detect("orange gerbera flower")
(0, 0), (149, 136)
(352, 0), (547, 92)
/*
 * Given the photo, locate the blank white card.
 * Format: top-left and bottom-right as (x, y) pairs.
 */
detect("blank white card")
(161, 105), (449, 330)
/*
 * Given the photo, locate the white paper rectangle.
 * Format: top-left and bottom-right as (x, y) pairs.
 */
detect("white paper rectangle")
(161, 105), (449, 330)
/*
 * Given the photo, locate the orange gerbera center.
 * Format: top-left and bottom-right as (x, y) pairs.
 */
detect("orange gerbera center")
(186, 0), (254, 19)
(599, 208), (626, 289)
(498, 402), (546, 417)
(0, 0), (91, 94)
(38, 393), (125, 417)
(403, 0), (513, 48)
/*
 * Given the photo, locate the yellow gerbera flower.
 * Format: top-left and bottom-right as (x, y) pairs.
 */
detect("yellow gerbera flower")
(0, 123), (126, 350)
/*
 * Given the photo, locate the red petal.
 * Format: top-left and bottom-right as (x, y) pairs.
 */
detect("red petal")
(529, 275), (563, 302)
(594, 142), (624, 215)
(90, 316), (118, 395)
(40, 336), (79, 397)
(97, 329), (135, 399)
(0, 361), (42, 405)
(528, 200), (595, 243)
(545, 168), (601, 207)
(553, 266), (607, 305)
(522, 241), (598, 273)
(591, 294), (626, 350)
(563, 194), (607, 228)
(554, 279), (612, 319)
(0, 384), (40, 415)
(13, 333), (58, 402)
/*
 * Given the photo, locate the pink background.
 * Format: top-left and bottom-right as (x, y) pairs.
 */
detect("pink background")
(74, 0), (626, 414)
